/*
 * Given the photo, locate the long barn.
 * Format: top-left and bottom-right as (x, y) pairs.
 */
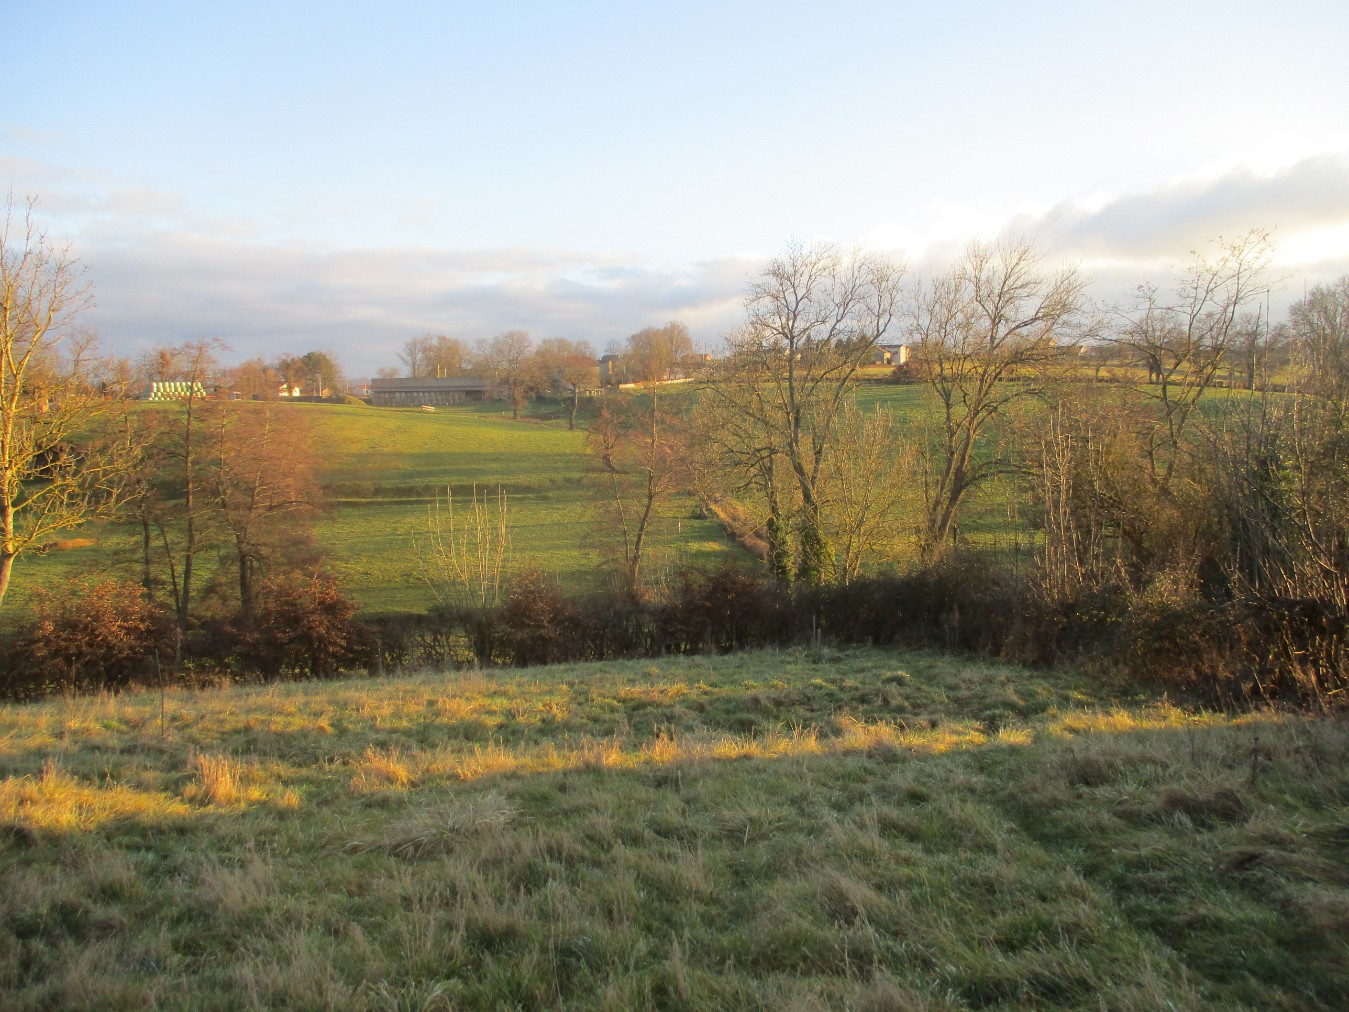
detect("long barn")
(368, 376), (498, 407)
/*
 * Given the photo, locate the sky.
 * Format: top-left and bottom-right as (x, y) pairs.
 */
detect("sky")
(5, 0), (1349, 376)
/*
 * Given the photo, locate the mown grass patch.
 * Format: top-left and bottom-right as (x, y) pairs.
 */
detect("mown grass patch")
(0, 647), (1343, 1007)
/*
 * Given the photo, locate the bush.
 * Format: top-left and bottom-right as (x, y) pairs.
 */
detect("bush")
(657, 564), (790, 653)
(496, 570), (594, 667)
(3, 579), (174, 699)
(246, 571), (369, 679)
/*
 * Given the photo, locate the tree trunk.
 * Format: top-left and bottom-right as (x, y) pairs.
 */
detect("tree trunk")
(765, 509), (793, 585)
(0, 500), (13, 610)
(0, 549), (14, 613)
(237, 546), (255, 627)
(140, 512), (154, 595)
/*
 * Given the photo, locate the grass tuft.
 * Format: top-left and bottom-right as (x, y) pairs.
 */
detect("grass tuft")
(346, 791), (520, 859)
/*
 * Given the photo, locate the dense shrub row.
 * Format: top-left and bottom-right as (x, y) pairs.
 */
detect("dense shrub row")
(2, 561), (1344, 709)
(0, 572), (370, 701)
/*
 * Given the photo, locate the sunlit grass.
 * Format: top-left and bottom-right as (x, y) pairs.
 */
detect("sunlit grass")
(7, 400), (743, 618)
(0, 646), (1344, 1007)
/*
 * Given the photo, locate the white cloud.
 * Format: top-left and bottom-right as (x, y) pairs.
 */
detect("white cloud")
(1014, 154), (1349, 262)
(77, 227), (759, 373)
(24, 151), (1349, 375)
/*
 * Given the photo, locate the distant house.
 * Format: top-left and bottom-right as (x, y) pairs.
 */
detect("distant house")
(598, 355), (626, 387)
(876, 344), (911, 367)
(368, 376), (498, 407)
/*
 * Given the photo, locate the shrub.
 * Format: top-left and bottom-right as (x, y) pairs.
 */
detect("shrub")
(496, 570), (594, 667)
(657, 564), (790, 653)
(247, 571), (369, 679)
(3, 578), (173, 698)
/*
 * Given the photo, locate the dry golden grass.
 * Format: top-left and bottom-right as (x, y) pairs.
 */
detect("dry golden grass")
(0, 647), (1343, 1008)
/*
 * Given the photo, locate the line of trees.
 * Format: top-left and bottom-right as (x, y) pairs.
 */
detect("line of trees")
(0, 200), (332, 628)
(660, 234), (1291, 594)
(572, 234), (1347, 705)
(388, 332), (600, 426)
(384, 324), (699, 429)
(143, 346), (347, 400)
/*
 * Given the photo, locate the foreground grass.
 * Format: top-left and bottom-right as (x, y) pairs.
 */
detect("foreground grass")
(1, 648), (1345, 1008)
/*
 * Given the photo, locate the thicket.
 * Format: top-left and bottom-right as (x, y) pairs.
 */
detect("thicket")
(1, 549), (1344, 710)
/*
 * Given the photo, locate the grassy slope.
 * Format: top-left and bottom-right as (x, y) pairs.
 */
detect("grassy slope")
(0, 381), (1297, 620)
(0, 648), (1344, 1008)
(5, 400), (740, 619)
(309, 401), (737, 612)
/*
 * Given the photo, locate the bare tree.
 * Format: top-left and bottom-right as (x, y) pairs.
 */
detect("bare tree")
(227, 356), (283, 400)
(822, 402), (917, 584)
(691, 339), (798, 582)
(477, 330), (538, 420)
(398, 335), (431, 378)
(535, 337), (598, 429)
(425, 335), (467, 378)
(624, 322), (693, 384)
(586, 396), (686, 594)
(1113, 230), (1274, 495)
(205, 401), (323, 624)
(415, 484), (512, 611)
(135, 339), (224, 628)
(1020, 232), (1274, 594)
(706, 241), (904, 584)
(0, 197), (127, 611)
(907, 237), (1088, 562)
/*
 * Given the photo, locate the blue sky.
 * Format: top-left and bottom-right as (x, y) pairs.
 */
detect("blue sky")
(6, 0), (1349, 374)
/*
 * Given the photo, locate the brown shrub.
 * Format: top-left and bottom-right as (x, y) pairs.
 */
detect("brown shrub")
(3, 578), (173, 698)
(246, 570), (369, 679)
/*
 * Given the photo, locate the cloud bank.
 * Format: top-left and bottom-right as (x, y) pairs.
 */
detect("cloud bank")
(21, 153), (1349, 374)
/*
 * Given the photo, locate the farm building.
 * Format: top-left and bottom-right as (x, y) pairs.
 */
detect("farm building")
(369, 376), (498, 407)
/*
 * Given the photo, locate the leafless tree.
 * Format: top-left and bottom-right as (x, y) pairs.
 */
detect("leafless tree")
(586, 396), (686, 594)
(534, 337), (598, 429)
(691, 337), (798, 582)
(133, 339), (224, 629)
(907, 237), (1089, 562)
(822, 402), (917, 584)
(624, 322), (694, 384)
(1112, 230), (1274, 494)
(416, 484), (512, 611)
(476, 330), (538, 420)
(705, 241), (905, 584)
(204, 401), (323, 624)
(0, 197), (128, 611)
(398, 335), (430, 378)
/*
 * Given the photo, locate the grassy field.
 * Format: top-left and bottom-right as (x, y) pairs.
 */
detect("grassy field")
(0, 647), (1344, 1008)
(5, 400), (741, 620)
(0, 380), (1285, 621)
(306, 402), (736, 613)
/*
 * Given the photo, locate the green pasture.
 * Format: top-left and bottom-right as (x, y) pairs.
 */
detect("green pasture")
(4, 401), (742, 622)
(4, 380), (1272, 623)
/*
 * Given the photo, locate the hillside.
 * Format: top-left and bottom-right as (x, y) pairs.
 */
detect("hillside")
(0, 648), (1344, 1008)
(5, 400), (742, 619)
